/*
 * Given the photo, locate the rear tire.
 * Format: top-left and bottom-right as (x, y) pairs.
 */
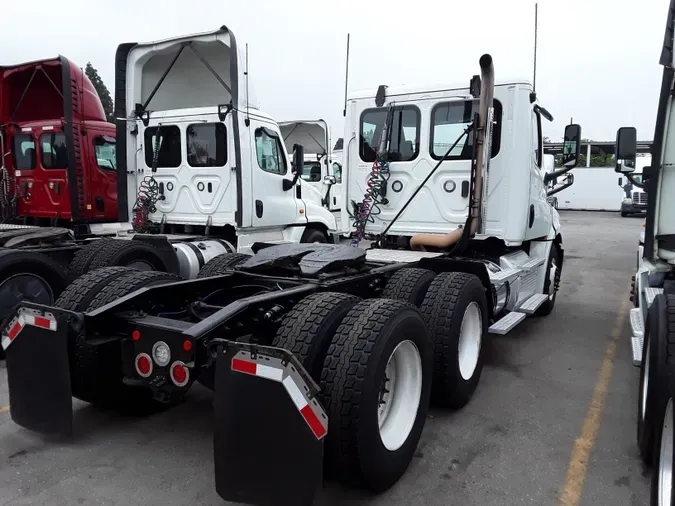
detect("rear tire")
(68, 238), (166, 279)
(419, 272), (488, 409)
(652, 396), (675, 506)
(197, 253), (251, 278)
(320, 299), (433, 492)
(57, 269), (182, 410)
(381, 268), (435, 306)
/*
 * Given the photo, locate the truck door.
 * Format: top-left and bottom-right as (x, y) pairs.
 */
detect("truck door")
(328, 159), (342, 211)
(87, 129), (117, 220)
(249, 122), (301, 228)
(142, 114), (236, 227)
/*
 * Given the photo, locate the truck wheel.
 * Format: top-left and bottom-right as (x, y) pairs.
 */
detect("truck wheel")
(55, 266), (137, 311)
(419, 272), (488, 409)
(273, 292), (361, 381)
(381, 268), (435, 306)
(641, 294), (675, 467)
(301, 228), (327, 243)
(537, 242), (561, 316)
(58, 269), (182, 410)
(0, 250), (67, 322)
(621, 211), (628, 217)
(197, 253), (251, 278)
(653, 396), (675, 506)
(68, 238), (166, 278)
(320, 299), (433, 491)
(68, 239), (115, 278)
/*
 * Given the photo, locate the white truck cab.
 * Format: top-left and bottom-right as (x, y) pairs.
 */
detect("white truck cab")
(278, 120), (344, 230)
(341, 58), (582, 334)
(115, 27), (337, 252)
(342, 79), (570, 245)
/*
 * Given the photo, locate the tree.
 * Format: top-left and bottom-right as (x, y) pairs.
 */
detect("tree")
(85, 63), (114, 123)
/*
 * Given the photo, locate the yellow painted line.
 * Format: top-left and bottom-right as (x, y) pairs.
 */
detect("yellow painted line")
(558, 294), (630, 506)
(0, 405), (8, 413)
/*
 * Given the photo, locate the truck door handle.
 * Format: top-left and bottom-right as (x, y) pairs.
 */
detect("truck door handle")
(255, 200), (263, 218)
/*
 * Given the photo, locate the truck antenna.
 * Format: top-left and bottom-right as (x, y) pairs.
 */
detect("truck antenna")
(245, 43), (250, 127)
(533, 3), (538, 93)
(343, 33), (350, 117)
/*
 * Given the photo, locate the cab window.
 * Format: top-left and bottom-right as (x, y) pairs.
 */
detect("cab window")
(94, 136), (116, 171)
(40, 133), (69, 169)
(186, 123), (227, 167)
(255, 128), (287, 175)
(12, 134), (36, 170)
(360, 106), (420, 163)
(333, 162), (342, 183)
(430, 99), (502, 160)
(144, 126), (181, 168)
(301, 161), (322, 182)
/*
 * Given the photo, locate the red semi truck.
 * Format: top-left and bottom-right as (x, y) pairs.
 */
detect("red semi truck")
(0, 56), (117, 228)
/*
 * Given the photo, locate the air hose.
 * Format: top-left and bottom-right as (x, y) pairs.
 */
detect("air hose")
(350, 106), (395, 247)
(132, 128), (163, 232)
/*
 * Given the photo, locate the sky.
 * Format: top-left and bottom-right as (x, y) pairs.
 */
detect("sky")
(2, 0), (670, 144)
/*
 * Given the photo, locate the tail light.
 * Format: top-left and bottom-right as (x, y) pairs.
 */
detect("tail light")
(135, 353), (153, 378)
(170, 361), (189, 387)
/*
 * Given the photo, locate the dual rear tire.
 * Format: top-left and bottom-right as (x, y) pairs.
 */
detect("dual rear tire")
(270, 267), (488, 492)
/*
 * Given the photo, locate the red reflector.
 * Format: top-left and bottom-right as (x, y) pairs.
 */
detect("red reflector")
(183, 340), (192, 351)
(232, 358), (256, 375)
(132, 330), (141, 341)
(300, 404), (327, 439)
(173, 364), (187, 384)
(137, 355), (151, 375)
(8, 321), (22, 340)
(33, 316), (51, 328)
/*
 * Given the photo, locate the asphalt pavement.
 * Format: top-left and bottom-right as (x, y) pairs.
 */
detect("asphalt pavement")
(0, 211), (649, 505)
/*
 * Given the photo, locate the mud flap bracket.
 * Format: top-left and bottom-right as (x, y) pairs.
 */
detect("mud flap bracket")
(212, 341), (326, 506)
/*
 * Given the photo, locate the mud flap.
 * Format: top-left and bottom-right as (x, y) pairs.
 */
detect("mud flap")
(212, 342), (326, 506)
(3, 307), (74, 436)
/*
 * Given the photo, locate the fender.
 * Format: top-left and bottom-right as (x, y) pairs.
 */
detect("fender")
(302, 201), (337, 232)
(547, 208), (561, 240)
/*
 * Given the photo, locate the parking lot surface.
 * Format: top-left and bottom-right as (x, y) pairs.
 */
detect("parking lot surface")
(0, 211), (649, 505)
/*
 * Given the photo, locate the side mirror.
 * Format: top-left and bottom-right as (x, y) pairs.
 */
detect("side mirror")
(324, 175), (337, 185)
(292, 143), (305, 175)
(562, 124), (582, 168)
(615, 126), (637, 174)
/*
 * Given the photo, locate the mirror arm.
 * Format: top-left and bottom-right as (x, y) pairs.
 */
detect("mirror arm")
(547, 178), (574, 197)
(627, 173), (645, 189)
(544, 166), (573, 184)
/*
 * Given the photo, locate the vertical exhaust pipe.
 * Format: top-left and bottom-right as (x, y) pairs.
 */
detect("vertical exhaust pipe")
(410, 54), (495, 250)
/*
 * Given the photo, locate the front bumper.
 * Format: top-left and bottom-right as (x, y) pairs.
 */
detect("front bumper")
(621, 203), (647, 214)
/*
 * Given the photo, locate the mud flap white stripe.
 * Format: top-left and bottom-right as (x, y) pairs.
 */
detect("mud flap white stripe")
(2, 309), (58, 351)
(231, 354), (327, 439)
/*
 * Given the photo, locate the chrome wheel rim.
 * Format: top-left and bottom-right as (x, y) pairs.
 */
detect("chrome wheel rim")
(641, 339), (650, 421)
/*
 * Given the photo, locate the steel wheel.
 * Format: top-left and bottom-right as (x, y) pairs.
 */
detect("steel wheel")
(458, 302), (482, 380)
(378, 339), (423, 452)
(0, 273), (54, 315)
(659, 398), (673, 506)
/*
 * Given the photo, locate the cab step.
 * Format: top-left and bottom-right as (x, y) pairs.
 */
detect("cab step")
(521, 257), (546, 271)
(518, 293), (549, 314)
(489, 311), (526, 335)
(630, 307), (645, 366)
(489, 267), (522, 285)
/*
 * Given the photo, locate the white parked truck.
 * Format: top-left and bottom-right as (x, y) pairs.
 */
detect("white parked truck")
(0, 27), (342, 324)
(0, 45), (582, 505)
(278, 119), (344, 230)
(618, 1), (675, 502)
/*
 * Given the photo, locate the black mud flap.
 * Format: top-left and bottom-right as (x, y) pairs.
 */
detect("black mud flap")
(212, 341), (327, 506)
(2, 306), (74, 436)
